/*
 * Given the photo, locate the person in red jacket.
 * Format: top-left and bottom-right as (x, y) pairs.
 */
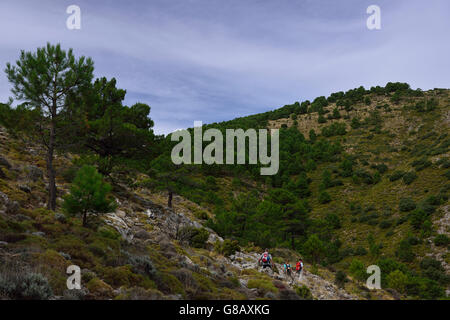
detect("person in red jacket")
(296, 258), (304, 277)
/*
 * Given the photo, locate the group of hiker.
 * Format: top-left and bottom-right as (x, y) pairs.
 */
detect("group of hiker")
(258, 248), (304, 281)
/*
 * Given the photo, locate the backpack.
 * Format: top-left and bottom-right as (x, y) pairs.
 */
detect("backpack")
(296, 262), (301, 271)
(262, 252), (270, 263)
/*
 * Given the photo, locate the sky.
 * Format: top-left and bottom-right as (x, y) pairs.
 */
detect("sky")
(0, 0), (449, 134)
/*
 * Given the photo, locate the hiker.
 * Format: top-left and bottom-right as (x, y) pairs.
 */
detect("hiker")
(283, 261), (292, 277)
(259, 248), (273, 269)
(296, 258), (304, 278)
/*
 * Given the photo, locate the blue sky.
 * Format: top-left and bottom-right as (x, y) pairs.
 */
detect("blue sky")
(0, 0), (449, 134)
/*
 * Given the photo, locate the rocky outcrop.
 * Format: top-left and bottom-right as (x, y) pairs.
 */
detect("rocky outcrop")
(223, 251), (356, 300)
(102, 189), (356, 300)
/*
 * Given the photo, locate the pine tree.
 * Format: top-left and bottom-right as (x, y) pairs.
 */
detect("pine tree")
(63, 165), (116, 227)
(5, 43), (94, 210)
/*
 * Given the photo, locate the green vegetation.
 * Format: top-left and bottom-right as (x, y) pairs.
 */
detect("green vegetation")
(63, 166), (116, 227)
(0, 44), (448, 301)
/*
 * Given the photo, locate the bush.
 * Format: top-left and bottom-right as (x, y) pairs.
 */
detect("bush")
(379, 220), (393, 229)
(295, 285), (313, 300)
(126, 254), (156, 277)
(335, 270), (348, 288)
(354, 246), (368, 256)
(412, 158), (432, 171)
(0, 271), (53, 300)
(215, 239), (240, 257)
(317, 114), (327, 124)
(318, 191), (331, 204)
(433, 234), (449, 247)
(178, 226), (209, 248)
(321, 122), (346, 137)
(350, 117), (361, 129)
(396, 240), (415, 262)
(399, 197), (416, 212)
(349, 259), (366, 282)
(402, 171), (418, 185)
(386, 270), (408, 294)
(325, 213), (341, 229)
(389, 171), (405, 182)
(63, 166), (116, 227)
(375, 164), (388, 174)
(247, 279), (278, 294)
(409, 209), (429, 230)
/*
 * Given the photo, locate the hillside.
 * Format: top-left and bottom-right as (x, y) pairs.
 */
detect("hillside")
(0, 83), (449, 300)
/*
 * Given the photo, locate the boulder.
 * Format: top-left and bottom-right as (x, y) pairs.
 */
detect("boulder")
(6, 200), (19, 214)
(19, 184), (31, 193)
(0, 155), (11, 169)
(0, 191), (8, 206)
(32, 231), (46, 237)
(264, 291), (277, 299)
(134, 228), (151, 240)
(26, 165), (44, 182)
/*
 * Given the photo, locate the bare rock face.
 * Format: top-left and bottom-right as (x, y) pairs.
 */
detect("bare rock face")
(224, 249), (356, 300)
(25, 165), (43, 182)
(0, 155), (11, 169)
(0, 191), (19, 214)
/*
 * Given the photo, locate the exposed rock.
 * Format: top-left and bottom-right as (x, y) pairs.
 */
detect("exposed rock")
(19, 184), (31, 193)
(32, 231), (46, 237)
(115, 209), (126, 218)
(26, 165), (44, 182)
(6, 200), (19, 214)
(0, 155), (11, 169)
(59, 252), (71, 260)
(264, 291), (276, 299)
(0, 191), (8, 206)
(134, 228), (151, 240)
(54, 213), (67, 223)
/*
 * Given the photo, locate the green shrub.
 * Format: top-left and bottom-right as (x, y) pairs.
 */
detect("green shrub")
(402, 171), (418, 185)
(335, 270), (348, 288)
(412, 158), (432, 171)
(126, 254), (156, 277)
(379, 220), (393, 229)
(389, 170), (405, 182)
(399, 197), (416, 212)
(0, 271), (53, 300)
(433, 234), (449, 247)
(318, 191), (331, 204)
(63, 166), (116, 227)
(318, 114), (326, 124)
(396, 240), (415, 262)
(354, 246), (367, 256)
(321, 122), (346, 137)
(325, 213), (341, 229)
(178, 226), (209, 248)
(215, 239), (240, 257)
(375, 164), (388, 174)
(247, 279), (278, 294)
(349, 259), (366, 282)
(386, 270), (408, 294)
(350, 117), (361, 129)
(295, 285), (313, 300)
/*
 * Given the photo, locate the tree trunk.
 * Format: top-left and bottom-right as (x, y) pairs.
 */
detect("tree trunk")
(82, 211), (87, 227)
(168, 190), (173, 208)
(291, 234), (295, 250)
(47, 118), (57, 211)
